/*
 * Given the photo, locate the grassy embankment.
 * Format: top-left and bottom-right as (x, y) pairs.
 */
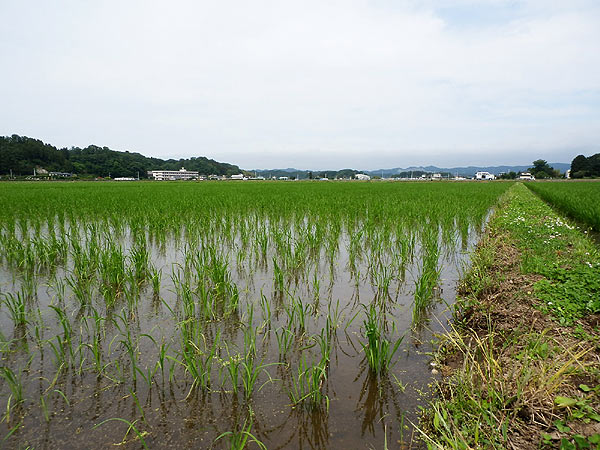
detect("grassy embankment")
(425, 183), (600, 449)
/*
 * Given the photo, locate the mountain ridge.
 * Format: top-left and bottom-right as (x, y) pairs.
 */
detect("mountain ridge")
(248, 163), (571, 178)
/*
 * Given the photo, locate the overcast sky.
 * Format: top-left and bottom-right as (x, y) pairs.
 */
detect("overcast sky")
(1, 1), (599, 170)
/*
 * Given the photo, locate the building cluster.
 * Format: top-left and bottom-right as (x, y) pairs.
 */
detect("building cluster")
(148, 167), (199, 181)
(22, 166), (544, 182)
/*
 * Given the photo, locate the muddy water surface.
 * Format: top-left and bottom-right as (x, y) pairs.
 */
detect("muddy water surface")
(0, 225), (479, 449)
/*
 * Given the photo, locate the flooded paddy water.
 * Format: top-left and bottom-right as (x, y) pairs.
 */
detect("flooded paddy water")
(0, 181), (511, 449)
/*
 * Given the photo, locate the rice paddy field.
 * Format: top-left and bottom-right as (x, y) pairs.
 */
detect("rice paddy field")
(526, 180), (600, 232)
(0, 181), (512, 449)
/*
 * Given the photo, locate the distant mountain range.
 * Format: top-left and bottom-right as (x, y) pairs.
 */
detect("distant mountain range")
(1, 134), (573, 179)
(365, 163), (571, 177)
(249, 163), (571, 179)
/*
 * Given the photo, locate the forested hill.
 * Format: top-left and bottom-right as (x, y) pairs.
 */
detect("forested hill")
(0, 135), (242, 178)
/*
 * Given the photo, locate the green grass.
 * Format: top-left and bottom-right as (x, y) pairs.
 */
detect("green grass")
(526, 181), (600, 231)
(425, 183), (600, 449)
(496, 184), (600, 325)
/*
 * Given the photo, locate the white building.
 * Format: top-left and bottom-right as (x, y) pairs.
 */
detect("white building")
(230, 174), (245, 180)
(519, 172), (535, 181)
(150, 167), (199, 181)
(432, 173), (443, 180)
(355, 173), (371, 180)
(475, 171), (496, 180)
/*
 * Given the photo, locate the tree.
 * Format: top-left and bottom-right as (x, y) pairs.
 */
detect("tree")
(529, 159), (558, 179)
(571, 155), (589, 178)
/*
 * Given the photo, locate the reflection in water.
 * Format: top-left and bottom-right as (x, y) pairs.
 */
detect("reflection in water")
(0, 212), (489, 448)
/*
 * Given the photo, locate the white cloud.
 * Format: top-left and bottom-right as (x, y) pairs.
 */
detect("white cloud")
(1, 0), (598, 169)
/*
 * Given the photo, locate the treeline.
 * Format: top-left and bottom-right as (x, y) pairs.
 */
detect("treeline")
(571, 154), (600, 178)
(0, 135), (242, 178)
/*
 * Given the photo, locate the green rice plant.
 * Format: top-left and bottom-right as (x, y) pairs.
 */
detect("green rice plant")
(285, 293), (309, 333)
(362, 303), (404, 374)
(287, 353), (329, 411)
(412, 268), (441, 324)
(196, 280), (214, 320)
(98, 243), (127, 305)
(150, 266), (161, 297)
(314, 327), (331, 367)
(49, 275), (66, 303)
(130, 241), (150, 282)
(40, 393), (50, 423)
(172, 330), (221, 394)
(239, 354), (277, 403)
(272, 257), (285, 293)
(223, 347), (242, 395)
(1, 290), (27, 327)
(155, 340), (170, 382)
(65, 272), (92, 306)
(526, 181), (600, 231)
(312, 270), (320, 301)
(85, 331), (107, 375)
(412, 226), (442, 325)
(214, 411), (267, 450)
(275, 327), (294, 359)
(257, 227), (269, 260)
(47, 305), (74, 370)
(128, 388), (146, 423)
(372, 262), (393, 298)
(326, 299), (342, 334)
(113, 311), (151, 386)
(259, 292), (271, 323)
(0, 367), (24, 406)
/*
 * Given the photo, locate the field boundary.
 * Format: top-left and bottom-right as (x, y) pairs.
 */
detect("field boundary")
(423, 183), (600, 449)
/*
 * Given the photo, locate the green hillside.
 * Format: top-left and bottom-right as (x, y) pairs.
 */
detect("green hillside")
(0, 135), (242, 178)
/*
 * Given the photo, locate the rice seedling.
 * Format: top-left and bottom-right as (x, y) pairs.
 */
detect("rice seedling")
(287, 353), (329, 411)
(47, 305), (74, 370)
(172, 330), (221, 394)
(239, 353), (277, 403)
(150, 266), (161, 297)
(1, 290), (28, 327)
(275, 327), (294, 359)
(0, 367), (24, 407)
(214, 410), (267, 450)
(362, 303), (404, 374)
